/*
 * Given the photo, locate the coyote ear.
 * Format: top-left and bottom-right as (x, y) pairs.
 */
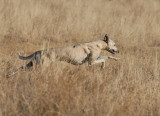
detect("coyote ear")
(104, 34), (109, 43)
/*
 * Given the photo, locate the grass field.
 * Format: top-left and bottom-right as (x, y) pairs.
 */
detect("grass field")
(0, 0), (160, 115)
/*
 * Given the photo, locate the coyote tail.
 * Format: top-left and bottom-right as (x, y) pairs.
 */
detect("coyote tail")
(17, 51), (42, 61)
(17, 52), (35, 60)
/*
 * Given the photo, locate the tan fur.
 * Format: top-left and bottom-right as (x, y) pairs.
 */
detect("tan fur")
(7, 34), (120, 77)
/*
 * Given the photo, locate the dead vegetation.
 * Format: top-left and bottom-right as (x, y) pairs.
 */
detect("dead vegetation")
(0, 0), (160, 115)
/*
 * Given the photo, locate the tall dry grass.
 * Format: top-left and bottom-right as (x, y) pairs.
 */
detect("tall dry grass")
(0, 0), (160, 115)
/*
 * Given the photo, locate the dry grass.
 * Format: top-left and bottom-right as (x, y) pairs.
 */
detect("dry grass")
(0, 0), (160, 115)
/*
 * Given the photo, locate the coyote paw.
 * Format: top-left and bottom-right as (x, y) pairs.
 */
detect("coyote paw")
(114, 57), (120, 61)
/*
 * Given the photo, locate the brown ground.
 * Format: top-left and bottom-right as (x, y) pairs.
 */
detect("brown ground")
(0, 0), (160, 115)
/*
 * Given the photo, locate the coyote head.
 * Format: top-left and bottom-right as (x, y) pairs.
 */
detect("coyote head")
(103, 34), (119, 54)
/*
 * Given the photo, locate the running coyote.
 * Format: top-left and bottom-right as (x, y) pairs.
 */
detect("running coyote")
(7, 34), (120, 77)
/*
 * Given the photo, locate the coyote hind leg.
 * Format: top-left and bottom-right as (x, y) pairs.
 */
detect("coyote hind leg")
(20, 61), (34, 70)
(6, 61), (34, 78)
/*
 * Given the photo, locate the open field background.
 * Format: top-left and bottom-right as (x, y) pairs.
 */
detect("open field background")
(0, 0), (160, 115)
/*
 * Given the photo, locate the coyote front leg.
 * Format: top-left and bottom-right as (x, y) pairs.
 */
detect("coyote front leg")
(98, 56), (120, 61)
(92, 56), (120, 69)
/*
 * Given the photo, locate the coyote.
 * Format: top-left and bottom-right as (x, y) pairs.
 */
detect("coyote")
(7, 34), (120, 77)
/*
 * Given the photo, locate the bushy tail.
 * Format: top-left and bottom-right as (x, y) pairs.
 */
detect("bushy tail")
(17, 51), (42, 64)
(17, 52), (35, 60)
